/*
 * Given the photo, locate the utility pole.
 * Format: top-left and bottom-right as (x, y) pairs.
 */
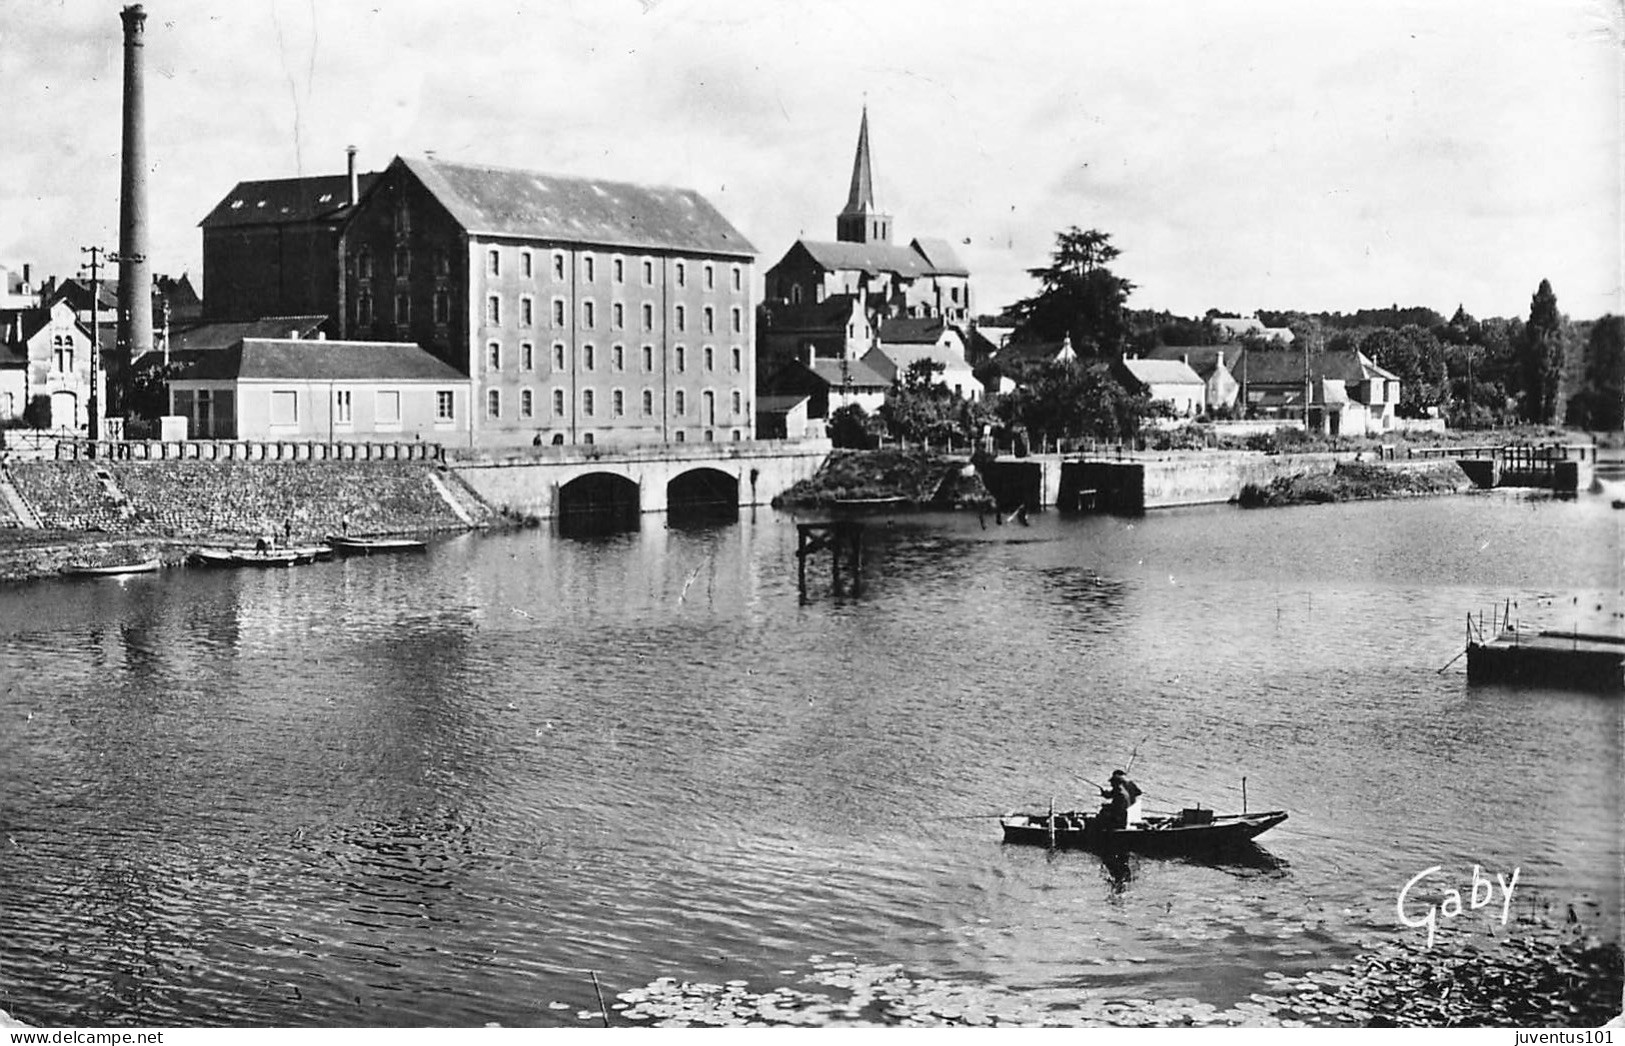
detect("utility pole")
(81, 246), (105, 440)
(1302, 331), (1312, 432)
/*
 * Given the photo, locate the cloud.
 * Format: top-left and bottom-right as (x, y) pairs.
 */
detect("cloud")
(1, 0), (1617, 321)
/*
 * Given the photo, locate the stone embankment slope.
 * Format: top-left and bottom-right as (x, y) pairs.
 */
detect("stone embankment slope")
(0, 459), (495, 582)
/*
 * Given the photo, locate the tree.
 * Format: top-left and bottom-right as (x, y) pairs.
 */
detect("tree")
(1566, 315), (1624, 430)
(1360, 325), (1448, 416)
(1008, 227), (1136, 357)
(991, 359), (1154, 443)
(1519, 279), (1568, 423)
(127, 360), (184, 422)
(878, 359), (988, 444)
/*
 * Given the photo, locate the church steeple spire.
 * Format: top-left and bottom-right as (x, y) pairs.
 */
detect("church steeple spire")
(837, 106), (891, 244)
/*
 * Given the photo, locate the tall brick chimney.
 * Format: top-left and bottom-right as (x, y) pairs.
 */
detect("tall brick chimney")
(347, 145), (359, 205)
(115, 3), (153, 417)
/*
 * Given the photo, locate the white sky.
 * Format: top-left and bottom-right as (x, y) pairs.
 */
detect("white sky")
(1, 0), (1620, 321)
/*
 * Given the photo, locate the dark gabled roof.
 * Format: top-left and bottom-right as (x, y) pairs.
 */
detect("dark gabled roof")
(776, 236), (968, 280)
(807, 356), (891, 389)
(1233, 348), (1394, 386)
(0, 306), (53, 347)
(168, 317), (328, 354)
(156, 273), (202, 309)
(877, 316), (948, 345)
(788, 239), (937, 278)
(45, 278), (118, 312)
(909, 237), (969, 277)
(200, 172), (381, 228)
(1231, 349), (1312, 385)
(757, 393), (812, 413)
(399, 156), (755, 258)
(178, 338), (467, 382)
(760, 293), (862, 332)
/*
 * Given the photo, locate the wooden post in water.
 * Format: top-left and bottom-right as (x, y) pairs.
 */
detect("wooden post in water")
(797, 527), (808, 599)
(851, 524), (864, 595)
(796, 521), (865, 600)
(1047, 795), (1056, 849)
(1242, 776), (1248, 814)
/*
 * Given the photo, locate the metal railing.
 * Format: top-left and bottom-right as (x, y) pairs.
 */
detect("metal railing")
(53, 438), (445, 464)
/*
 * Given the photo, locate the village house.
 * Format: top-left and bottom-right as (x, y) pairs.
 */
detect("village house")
(0, 299), (96, 430)
(1114, 356), (1206, 418)
(1212, 313), (1295, 344)
(1144, 344), (1242, 413)
(755, 293), (874, 372)
(338, 155), (756, 448)
(973, 334), (1076, 396)
(865, 317), (982, 401)
(754, 393), (815, 440)
(760, 350), (891, 427)
(1232, 348), (1401, 435)
(166, 337), (470, 442)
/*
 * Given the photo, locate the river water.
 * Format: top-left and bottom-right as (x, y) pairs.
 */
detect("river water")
(1, 485), (1619, 1027)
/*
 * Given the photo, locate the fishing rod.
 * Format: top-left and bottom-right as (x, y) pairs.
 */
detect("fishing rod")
(1124, 735), (1150, 774)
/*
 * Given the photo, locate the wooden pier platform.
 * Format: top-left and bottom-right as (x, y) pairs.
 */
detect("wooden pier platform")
(1467, 629), (1625, 692)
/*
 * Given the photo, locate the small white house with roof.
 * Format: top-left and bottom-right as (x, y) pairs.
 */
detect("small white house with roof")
(167, 337), (471, 442)
(1114, 356), (1207, 418)
(866, 317), (982, 400)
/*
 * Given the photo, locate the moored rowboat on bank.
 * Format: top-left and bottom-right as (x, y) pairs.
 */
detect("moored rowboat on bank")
(187, 545), (333, 568)
(60, 558), (163, 578)
(324, 534), (428, 555)
(1000, 807), (1288, 855)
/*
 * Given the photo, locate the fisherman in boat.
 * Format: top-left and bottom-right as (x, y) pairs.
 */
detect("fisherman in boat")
(1099, 769), (1143, 830)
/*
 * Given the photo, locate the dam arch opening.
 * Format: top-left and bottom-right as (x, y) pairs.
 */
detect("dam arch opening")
(666, 467), (739, 526)
(558, 472), (641, 536)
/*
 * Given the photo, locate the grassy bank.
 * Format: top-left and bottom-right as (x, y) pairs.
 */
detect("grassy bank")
(0, 531), (193, 585)
(1238, 461), (1473, 508)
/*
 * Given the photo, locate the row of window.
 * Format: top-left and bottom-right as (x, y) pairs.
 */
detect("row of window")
(486, 386), (746, 421)
(354, 292), (748, 336)
(354, 247), (747, 295)
(355, 248), (452, 281)
(483, 297), (745, 334)
(486, 249), (744, 294)
(558, 429), (744, 446)
(484, 341), (745, 375)
(266, 388), (459, 427)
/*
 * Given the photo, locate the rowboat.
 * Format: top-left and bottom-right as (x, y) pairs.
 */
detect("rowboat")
(325, 534), (428, 555)
(1000, 807), (1288, 855)
(61, 558), (162, 578)
(832, 495), (907, 508)
(187, 545), (333, 568)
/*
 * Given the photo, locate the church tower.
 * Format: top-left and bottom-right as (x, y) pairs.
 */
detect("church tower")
(835, 107), (892, 245)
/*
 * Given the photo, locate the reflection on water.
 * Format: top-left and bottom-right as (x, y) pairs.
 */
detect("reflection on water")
(0, 488), (1618, 1027)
